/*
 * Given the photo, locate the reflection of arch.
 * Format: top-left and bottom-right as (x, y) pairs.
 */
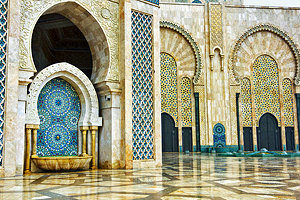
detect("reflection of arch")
(26, 62), (102, 127)
(230, 24), (299, 83)
(160, 21), (202, 83)
(28, 2), (110, 83)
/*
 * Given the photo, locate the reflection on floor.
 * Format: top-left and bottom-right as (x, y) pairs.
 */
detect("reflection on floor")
(1, 153), (300, 199)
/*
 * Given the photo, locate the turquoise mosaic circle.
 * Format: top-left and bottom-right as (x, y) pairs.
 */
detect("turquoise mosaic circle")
(213, 123), (226, 148)
(37, 78), (81, 157)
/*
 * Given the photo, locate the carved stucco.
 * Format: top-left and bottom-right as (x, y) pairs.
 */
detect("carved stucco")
(26, 62), (102, 127)
(160, 21), (203, 84)
(19, 0), (119, 84)
(230, 24), (300, 85)
(209, 3), (223, 55)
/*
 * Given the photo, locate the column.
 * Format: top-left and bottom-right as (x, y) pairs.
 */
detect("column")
(236, 93), (241, 151)
(295, 94), (300, 151)
(80, 126), (89, 156)
(24, 126), (31, 174)
(90, 126), (98, 170)
(194, 93), (200, 151)
(31, 125), (39, 158)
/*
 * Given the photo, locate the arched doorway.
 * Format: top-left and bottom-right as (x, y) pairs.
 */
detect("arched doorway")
(32, 13), (93, 78)
(162, 113), (178, 152)
(257, 113), (282, 151)
(37, 78), (81, 157)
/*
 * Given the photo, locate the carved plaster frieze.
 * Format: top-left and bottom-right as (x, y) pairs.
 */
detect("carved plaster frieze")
(230, 24), (300, 85)
(160, 21), (203, 84)
(19, 0), (119, 83)
(26, 62), (102, 126)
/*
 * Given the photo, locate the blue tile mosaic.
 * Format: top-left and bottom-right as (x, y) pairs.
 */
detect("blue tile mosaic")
(213, 123), (226, 147)
(37, 78), (80, 157)
(145, 0), (159, 5)
(131, 11), (154, 160)
(0, 0), (7, 167)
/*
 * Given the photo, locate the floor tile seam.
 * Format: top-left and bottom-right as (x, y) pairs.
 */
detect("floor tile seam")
(36, 190), (77, 200)
(135, 186), (179, 200)
(72, 183), (144, 187)
(67, 190), (157, 198)
(207, 181), (244, 194)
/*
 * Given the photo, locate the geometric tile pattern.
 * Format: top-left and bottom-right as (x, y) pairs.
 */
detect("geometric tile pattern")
(131, 11), (154, 160)
(145, 0), (159, 5)
(253, 55), (281, 126)
(180, 78), (192, 127)
(160, 53), (178, 126)
(241, 78), (253, 127)
(2, 153), (300, 199)
(0, 0), (8, 167)
(37, 78), (80, 157)
(213, 123), (226, 147)
(282, 78), (294, 127)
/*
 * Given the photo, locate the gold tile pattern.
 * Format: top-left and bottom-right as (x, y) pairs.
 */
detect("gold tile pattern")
(1, 154), (300, 199)
(180, 78), (192, 127)
(282, 78), (294, 127)
(161, 53), (178, 126)
(241, 78), (253, 127)
(253, 55), (280, 125)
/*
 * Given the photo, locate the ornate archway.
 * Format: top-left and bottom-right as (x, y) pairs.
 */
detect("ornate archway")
(229, 24), (300, 84)
(20, 0), (117, 83)
(160, 21), (203, 84)
(26, 62), (101, 126)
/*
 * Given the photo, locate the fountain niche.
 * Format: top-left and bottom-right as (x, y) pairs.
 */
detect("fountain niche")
(30, 78), (92, 172)
(25, 63), (101, 173)
(26, 12), (102, 173)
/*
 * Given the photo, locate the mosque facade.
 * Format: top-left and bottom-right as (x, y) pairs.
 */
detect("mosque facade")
(0, 0), (299, 177)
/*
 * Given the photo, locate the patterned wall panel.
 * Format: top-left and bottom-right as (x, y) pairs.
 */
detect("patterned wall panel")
(146, 0), (159, 5)
(0, 0), (8, 167)
(160, 53), (178, 126)
(282, 79), (294, 127)
(37, 78), (80, 156)
(209, 4), (223, 53)
(131, 11), (154, 160)
(253, 55), (280, 125)
(180, 78), (192, 127)
(241, 78), (252, 127)
(198, 86), (207, 145)
(213, 123), (226, 147)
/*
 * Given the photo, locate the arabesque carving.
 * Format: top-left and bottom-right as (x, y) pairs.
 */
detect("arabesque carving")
(230, 24), (300, 84)
(19, 0), (119, 84)
(160, 21), (203, 84)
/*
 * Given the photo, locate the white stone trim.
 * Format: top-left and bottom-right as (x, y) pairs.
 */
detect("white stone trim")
(26, 62), (102, 126)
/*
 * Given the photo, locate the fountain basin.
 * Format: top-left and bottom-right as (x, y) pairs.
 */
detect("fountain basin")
(32, 156), (92, 171)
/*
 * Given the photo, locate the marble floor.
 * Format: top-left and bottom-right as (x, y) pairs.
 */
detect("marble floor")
(1, 153), (300, 199)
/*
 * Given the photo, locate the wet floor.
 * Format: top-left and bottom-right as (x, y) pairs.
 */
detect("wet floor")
(1, 153), (300, 199)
